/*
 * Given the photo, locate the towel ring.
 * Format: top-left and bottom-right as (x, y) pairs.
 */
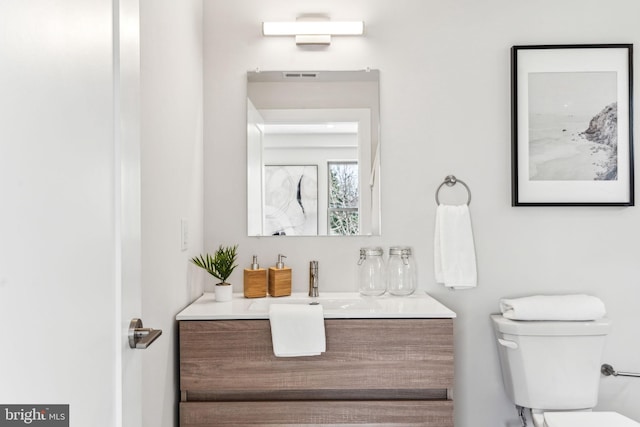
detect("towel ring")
(435, 175), (472, 206)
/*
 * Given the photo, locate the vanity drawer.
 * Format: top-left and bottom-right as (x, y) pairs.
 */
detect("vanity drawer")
(180, 400), (454, 426)
(179, 319), (453, 394)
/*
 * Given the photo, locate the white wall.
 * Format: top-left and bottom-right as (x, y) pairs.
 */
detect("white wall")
(0, 2), (203, 426)
(204, 1), (640, 426)
(140, 1), (204, 426)
(0, 0), (118, 424)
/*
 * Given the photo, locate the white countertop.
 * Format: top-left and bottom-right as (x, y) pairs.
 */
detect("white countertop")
(176, 291), (456, 320)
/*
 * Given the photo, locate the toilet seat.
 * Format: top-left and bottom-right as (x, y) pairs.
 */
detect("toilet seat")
(544, 411), (640, 427)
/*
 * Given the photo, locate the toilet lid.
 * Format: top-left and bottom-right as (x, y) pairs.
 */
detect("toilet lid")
(544, 412), (640, 427)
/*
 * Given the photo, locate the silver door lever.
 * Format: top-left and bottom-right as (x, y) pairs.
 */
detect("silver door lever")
(128, 318), (162, 349)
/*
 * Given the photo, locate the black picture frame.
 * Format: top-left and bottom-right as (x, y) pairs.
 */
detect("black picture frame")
(511, 44), (634, 206)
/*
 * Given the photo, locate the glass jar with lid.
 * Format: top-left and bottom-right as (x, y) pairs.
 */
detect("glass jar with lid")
(357, 247), (387, 296)
(387, 246), (417, 296)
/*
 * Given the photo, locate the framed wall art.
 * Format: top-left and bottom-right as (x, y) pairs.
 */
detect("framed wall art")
(511, 44), (634, 206)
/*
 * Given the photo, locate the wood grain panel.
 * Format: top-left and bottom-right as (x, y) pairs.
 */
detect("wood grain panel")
(243, 269), (267, 298)
(179, 319), (453, 393)
(185, 389), (448, 402)
(180, 400), (454, 426)
(268, 268), (291, 296)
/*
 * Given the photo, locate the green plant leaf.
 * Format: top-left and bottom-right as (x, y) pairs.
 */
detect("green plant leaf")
(191, 244), (239, 283)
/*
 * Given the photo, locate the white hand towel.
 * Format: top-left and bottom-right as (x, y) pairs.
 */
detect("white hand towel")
(269, 304), (326, 357)
(434, 204), (477, 289)
(499, 294), (606, 321)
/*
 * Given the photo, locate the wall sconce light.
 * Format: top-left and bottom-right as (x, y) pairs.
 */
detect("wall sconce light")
(262, 19), (364, 46)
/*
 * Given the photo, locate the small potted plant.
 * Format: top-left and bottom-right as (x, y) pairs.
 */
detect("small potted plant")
(191, 244), (238, 302)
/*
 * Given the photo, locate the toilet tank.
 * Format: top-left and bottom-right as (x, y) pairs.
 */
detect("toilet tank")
(491, 314), (611, 411)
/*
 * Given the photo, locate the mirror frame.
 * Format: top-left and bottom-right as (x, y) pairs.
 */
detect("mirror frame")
(247, 69), (381, 237)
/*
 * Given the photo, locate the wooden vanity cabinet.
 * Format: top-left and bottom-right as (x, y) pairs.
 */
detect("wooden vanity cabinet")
(179, 318), (454, 426)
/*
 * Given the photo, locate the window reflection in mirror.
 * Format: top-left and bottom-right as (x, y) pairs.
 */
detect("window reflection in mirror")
(247, 70), (381, 237)
(328, 161), (359, 235)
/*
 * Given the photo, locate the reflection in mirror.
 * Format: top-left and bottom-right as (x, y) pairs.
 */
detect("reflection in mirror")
(247, 70), (381, 236)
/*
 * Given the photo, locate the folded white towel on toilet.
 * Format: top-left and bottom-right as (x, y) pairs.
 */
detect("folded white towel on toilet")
(499, 294), (606, 321)
(434, 204), (477, 289)
(269, 304), (326, 357)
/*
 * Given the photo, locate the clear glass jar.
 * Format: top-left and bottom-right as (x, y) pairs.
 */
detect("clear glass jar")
(357, 247), (386, 296)
(387, 246), (417, 296)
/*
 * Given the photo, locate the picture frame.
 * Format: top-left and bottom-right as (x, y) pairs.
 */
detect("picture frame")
(511, 44), (634, 206)
(263, 165), (318, 236)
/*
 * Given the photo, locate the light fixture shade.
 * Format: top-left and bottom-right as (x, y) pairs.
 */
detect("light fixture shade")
(262, 21), (364, 36)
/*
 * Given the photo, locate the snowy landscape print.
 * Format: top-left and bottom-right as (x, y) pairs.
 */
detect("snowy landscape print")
(528, 71), (618, 181)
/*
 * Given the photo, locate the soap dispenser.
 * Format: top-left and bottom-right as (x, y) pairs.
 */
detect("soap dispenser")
(243, 255), (267, 298)
(268, 254), (292, 297)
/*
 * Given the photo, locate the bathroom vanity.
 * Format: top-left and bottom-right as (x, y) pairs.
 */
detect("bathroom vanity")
(177, 292), (456, 426)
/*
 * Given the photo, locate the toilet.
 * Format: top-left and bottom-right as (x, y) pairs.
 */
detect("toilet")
(491, 314), (640, 427)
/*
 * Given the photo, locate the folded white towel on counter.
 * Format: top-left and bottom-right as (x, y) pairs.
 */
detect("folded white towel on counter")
(499, 294), (606, 321)
(434, 204), (477, 290)
(269, 304), (326, 357)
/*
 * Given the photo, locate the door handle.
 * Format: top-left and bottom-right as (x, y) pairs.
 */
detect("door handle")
(128, 318), (162, 349)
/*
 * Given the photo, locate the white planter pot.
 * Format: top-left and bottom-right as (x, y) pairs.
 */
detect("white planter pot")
(214, 284), (233, 302)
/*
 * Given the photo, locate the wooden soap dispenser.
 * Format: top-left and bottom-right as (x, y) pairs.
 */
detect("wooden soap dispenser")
(268, 254), (291, 297)
(243, 255), (267, 298)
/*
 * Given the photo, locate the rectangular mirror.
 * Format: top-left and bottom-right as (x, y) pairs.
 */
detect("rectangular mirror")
(247, 70), (381, 236)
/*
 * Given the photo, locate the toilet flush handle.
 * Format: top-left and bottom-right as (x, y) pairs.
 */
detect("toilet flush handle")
(497, 338), (518, 350)
(601, 363), (640, 378)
